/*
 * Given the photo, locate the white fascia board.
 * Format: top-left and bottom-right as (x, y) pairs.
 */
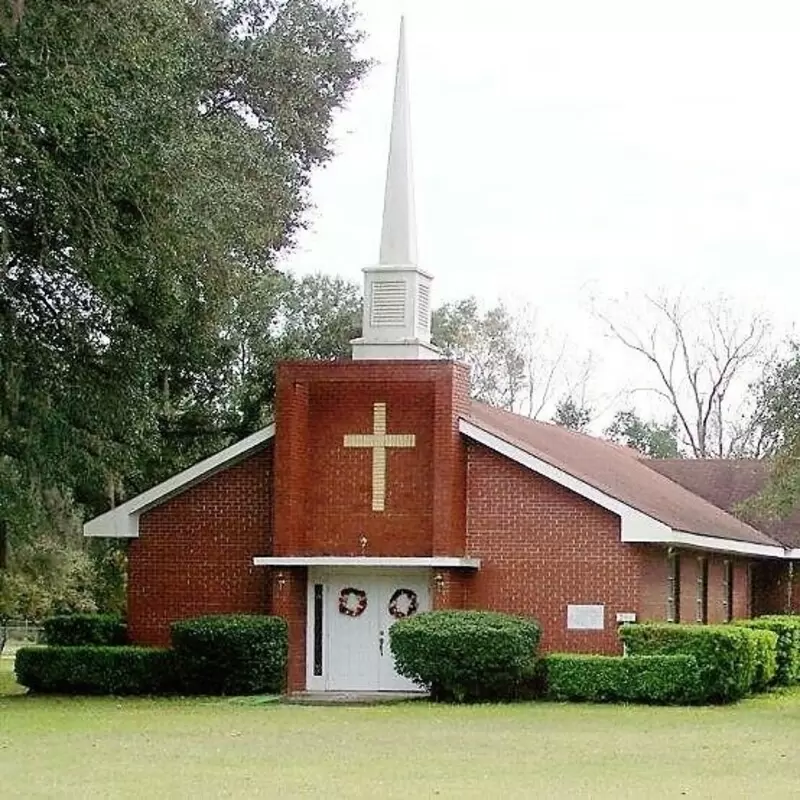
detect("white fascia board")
(459, 419), (670, 543)
(624, 528), (787, 559)
(787, 549), (800, 559)
(83, 424), (276, 539)
(253, 556), (480, 569)
(459, 419), (788, 559)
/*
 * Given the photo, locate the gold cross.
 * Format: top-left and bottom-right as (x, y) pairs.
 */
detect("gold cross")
(343, 403), (415, 511)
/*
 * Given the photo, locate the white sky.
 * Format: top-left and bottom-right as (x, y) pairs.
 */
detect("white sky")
(280, 0), (800, 427)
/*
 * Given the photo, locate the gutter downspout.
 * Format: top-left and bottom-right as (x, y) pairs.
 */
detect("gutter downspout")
(787, 560), (795, 614)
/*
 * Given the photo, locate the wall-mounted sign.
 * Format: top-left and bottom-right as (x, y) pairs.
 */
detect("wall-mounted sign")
(567, 604), (605, 630)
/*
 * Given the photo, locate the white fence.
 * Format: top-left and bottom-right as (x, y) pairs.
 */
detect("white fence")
(2, 619), (43, 644)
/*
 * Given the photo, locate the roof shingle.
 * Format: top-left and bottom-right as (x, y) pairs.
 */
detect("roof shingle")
(464, 401), (781, 548)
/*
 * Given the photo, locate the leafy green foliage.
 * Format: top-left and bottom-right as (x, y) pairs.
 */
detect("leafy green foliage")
(171, 614), (287, 695)
(747, 628), (778, 691)
(433, 298), (526, 409)
(741, 342), (800, 515)
(551, 396), (592, 431)
(543, 653), (701, 704)
(619, 623), (774, 703)
(734, 616), (800, 686)
(605, 409), (681, 458)
(389, 610), (541, 702)
(0, 0), (367, 614)
(43, 614), (126, 647)
(14, 646), (176, 694)
(226, 273), (361, 431)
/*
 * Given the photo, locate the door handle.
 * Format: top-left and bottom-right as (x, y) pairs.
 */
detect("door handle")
(379, 629), (385, 656)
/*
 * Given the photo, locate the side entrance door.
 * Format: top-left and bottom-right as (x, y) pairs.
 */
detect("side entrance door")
(321, 570), (430, 692)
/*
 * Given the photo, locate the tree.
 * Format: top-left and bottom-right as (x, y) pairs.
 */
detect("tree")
(433, 297), (572, 416)
(605, 410), (681, 458)
(0, 0), (368, 615)
(596, 294), (770, 458)
(226, 272), (361, 432)
(737, 343), (800, 517)
(552, 396), (592, 432)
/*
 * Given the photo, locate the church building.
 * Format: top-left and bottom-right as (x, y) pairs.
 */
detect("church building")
(85, 20), (800, 693)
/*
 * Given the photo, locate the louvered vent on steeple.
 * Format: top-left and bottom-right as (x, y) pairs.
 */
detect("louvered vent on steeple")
(416, 283), (430, 334)
(370, 281), (407, 327)
(350, 16), (440, 362)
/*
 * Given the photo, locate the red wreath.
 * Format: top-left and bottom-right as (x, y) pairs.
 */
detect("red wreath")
(338, 587), (368, 618)
(388, 588), (419, 619)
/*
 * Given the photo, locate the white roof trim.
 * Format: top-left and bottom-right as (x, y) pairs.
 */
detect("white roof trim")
(83, 424), (275, 539)
(459, 418), (787, 559)
(626, 528), (786, 559)
(460, 419), (670, 544)
(253, 556), (480, 569)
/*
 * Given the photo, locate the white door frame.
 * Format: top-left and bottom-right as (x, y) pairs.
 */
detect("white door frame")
(305, 567), (432, 692)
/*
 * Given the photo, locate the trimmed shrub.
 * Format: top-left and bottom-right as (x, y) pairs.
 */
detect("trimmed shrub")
(171, 615), (287, 695)
(734, 616), (800, 686)
(619, 623), (772, 703)
(15, 646), (176, 694)
(389, 610), (541, 702)
(746, 628), (778, 691)
(43, 614), (126, 647)
(543, 653), (701, 704)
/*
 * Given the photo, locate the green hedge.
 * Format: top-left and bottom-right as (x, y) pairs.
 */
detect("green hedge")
(543, 653), (701, 704)
(171, 615), (287, 695)
(747, 628), (778, 691)
(15, 646), (176, 694)
(619, 623), (774, 703)
(43, 614), (126, 647)
(734, 616), (800, 686)
(389, 610), (541, 702)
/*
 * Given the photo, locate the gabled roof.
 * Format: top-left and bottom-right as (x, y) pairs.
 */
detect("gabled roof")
(83, 425), (275, 538)
(461, 401), (785, 557)
(648, 459), (800, 549)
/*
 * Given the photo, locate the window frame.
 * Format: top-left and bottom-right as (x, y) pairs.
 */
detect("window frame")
(722, 560), (734, 623)
(667, 550), (681, 623)
(696, 556), (709, 624)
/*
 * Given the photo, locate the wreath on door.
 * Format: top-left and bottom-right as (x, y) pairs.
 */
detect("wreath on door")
(338, 587), (368, 618)
(388, 588), (419, 619)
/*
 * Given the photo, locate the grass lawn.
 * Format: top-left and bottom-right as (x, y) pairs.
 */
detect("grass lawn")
(3, 657), (800, 798)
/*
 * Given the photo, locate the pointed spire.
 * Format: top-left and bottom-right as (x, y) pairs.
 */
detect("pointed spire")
(379, 16), (418, 266)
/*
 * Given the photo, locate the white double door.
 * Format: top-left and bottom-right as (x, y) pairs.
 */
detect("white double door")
(310, 570), (430, 692)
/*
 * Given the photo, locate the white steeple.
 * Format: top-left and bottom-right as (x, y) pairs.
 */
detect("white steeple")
(379, 16), (417, 267)
(351, 16), (440, 361)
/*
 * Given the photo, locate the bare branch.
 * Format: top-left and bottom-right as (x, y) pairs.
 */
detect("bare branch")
(596, 292), (770, 458)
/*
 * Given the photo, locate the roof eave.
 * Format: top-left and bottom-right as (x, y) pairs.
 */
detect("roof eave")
(459, 417), (785, 558)
(83, 424), (276, 539)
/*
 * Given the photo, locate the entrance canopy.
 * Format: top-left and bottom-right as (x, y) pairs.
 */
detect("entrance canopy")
(252, 556), (480, 569)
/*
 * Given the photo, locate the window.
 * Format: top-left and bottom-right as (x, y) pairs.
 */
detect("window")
(722, 560), (734, 623)
(696, 557), (709, 624)
(667, 550), (681, 622)
(313, 584), (324, 677)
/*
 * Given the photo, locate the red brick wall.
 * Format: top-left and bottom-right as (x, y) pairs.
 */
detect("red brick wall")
(638, 547), (668, 621)
(127, 446), (273, 646)
(639, 547), (752, 624)
(272, 360), (470, 687)
(273, 360), (469, 557)
(271, 567), (307, 692)
(465, 443), (638, 654)
(752, 560), (800, 615)
(307, 381), (435, 555)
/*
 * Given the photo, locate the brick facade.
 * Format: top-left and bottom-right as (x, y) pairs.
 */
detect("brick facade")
(464, 442), (637, 654)
(128, 447), (273, 646)
(123, 358), (772, 690)
(752, 560), (800, 616)
(273, 360), (470, 559)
